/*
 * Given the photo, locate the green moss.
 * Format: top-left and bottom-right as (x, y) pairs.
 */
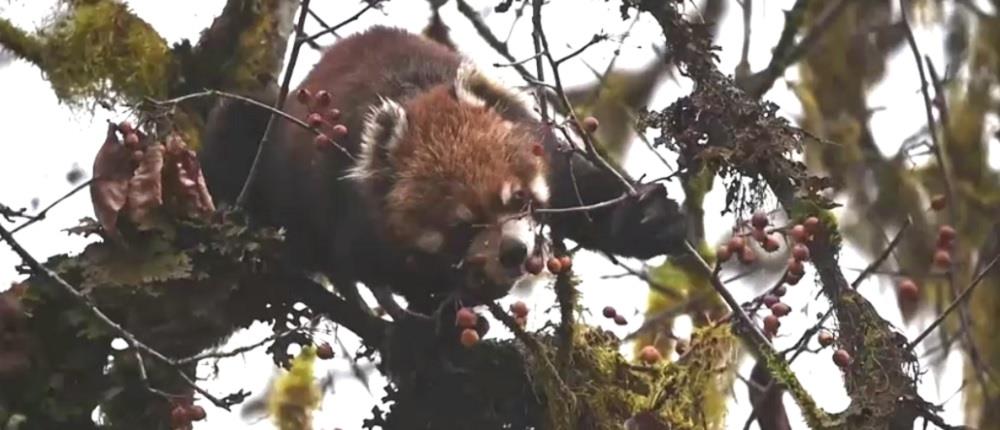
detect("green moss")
(223, 0), (285, 92)
(38, 0), (171, 108)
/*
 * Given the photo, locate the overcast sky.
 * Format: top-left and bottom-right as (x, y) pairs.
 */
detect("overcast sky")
(2, 1), (994, 428)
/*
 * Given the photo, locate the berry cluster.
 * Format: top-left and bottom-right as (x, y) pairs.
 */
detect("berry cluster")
(601, 306), (628, 326)
(294, 89), (348, 150)
(524, 254), (572, 275)
(118, 121), (145, 162)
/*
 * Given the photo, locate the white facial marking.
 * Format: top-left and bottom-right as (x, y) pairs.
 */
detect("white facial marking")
(530, 175), (550, 204)
(501, 216), (535, 251)
(455, 204), (474, 222)
(501, 181), (513, 205)
(415, 231), (444, 253)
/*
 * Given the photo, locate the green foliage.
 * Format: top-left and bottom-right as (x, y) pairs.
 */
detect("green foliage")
(269, 346), (322, 430)
(35, 0), (172, 108)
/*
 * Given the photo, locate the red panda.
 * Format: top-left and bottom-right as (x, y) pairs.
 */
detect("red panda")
(199, 26), (686, 314)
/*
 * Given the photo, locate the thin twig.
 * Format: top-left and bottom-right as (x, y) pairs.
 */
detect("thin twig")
(177, 328), (308, 364)
(10, 178), (94, 234)
(149, 90), (353, 160)
(554, 34), (608, 66)
(850, 218), (911, 288)
(899, 0), (957, 226)
(236, 0), (309, 208)
(455, 0), (536, 83)
(907, 253), (1000, 351)
(530, 0), (636, 195)
(533, 193), (628, 214)
(300, 1), (382, 45)
(746, 0), (849, 98)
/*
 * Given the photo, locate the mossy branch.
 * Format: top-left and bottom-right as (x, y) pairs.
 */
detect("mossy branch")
(0, 17), (45, 66)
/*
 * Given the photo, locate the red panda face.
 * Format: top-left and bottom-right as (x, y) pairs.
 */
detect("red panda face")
(348, 61), (550, 298)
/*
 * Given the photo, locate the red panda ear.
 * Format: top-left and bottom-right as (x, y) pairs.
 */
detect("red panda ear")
(454, 60), (522, 113)
(348, 97), (408, 181)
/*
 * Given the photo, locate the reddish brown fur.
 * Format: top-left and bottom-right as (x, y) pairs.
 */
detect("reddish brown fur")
(383, 86), (546, 249)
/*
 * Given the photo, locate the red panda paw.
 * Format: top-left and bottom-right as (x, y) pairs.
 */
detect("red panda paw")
(608, 182), (687, 259)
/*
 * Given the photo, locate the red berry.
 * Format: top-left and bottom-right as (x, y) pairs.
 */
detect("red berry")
(716, 246), (732, 263)
(307, 113), (324, 128)
(171, 406), (189, 426)
(315, 90), (332, 107)
(558, 255), (573, 272)
(773, 285), (787, 297)
(763, 235), (781, 252)
(613, 314), (627, 326)
(751, 228), (768, 243)
(456, 307), (477, 329)
(787, 258), (804, 276)
(187, 405), (206, 421)
(460, 328), (479, 347)
(295, 88), (312, 104)
(789, 224), (808, 243)
(751, 212), (769, 230)
(531, 143), (544, 157)
(674, 340), (689, 355)
(792, 243), (810, 261)
(330, 124), (348, 140)
(933, 249), (951, 269)
(118, 121), (134, 135)
(316, 342), (335, 360)
(547, 257), (563, 274)
(785, 272), (802, 285)
(897, 278), (919, 301)
(510, 301), (529, 318)
(124, 133), (140, 148)
(832, 349), (852, 368)
(763, 315), (780, 335)
(770, 302), (791, 317)
(314, 134), (333, 149)
(738, 247), (757, 265)
(639, 345), (662, 364)
(602, 306), (617, 319)
(727, 236), (746, 253)
(817, 330), (835, 347)
(762, 294), (779, 307)
(937, 225), (956, 245)
(525, 256), (544, 275)
(582, 116), (599, 133)
(326, 108), (342, 121)
(930, 194), (946, 211)
(804, 217), (821, 233)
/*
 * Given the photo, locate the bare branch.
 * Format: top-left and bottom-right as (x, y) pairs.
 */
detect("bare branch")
(908, 253), (1000, 351)
(10, 178), (94, 234)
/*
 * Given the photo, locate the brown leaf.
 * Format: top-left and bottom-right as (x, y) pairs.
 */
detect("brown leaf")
(163, 134), (215, 219)
(90, 124), (135, 238)
(125, 143), (165, 229)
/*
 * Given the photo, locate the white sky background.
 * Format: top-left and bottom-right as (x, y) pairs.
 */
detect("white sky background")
(2, 0), (998, 428)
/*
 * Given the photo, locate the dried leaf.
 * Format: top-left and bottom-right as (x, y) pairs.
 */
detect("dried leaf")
(90, 124), (134, 237)
(125, 143), (165, 230)
(163, 134), (215, 219)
